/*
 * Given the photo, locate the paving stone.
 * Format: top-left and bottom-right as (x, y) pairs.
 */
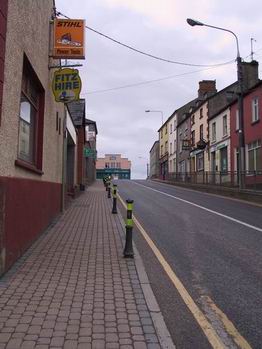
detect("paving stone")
(0, 183), (164, 349)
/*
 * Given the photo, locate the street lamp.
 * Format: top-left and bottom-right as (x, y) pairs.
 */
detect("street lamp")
(138, 156), (149, 179)
(145, 110), (164, 125)
(187, 18), (245, 189)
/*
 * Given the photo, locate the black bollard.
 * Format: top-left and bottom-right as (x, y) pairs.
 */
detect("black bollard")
(123, 199), (134, 258)
(112, 184), (117, 214)
(107, 181), (111, 198)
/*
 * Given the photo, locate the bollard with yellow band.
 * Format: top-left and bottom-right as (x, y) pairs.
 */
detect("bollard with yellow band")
(112, 184), (118, 214)
(123, 199), (134, 258)
(107, 180), (111, 199)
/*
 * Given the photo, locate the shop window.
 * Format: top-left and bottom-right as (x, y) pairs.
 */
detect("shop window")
(220, 147), (228, 172)
(17, 55), (45, 173)
(196, 152), (204, 171)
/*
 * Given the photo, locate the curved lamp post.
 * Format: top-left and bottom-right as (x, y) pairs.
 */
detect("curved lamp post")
(145, 110), (164, 125)
(187, 18), (245, 189)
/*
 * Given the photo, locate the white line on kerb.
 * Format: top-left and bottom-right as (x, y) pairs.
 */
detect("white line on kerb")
(133, 182), (262, 233)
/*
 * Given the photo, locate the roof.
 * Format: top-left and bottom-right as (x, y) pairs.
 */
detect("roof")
(66, 99), (85, 127)
(149, 140), (159, 153)
(85, 118), (98, 134)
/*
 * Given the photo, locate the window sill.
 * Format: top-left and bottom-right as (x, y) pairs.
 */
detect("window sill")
(251, 119), (260, 126)
(15, 159), (43, 175)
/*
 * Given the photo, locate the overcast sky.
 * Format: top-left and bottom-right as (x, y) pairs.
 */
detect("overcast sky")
(56, 0), (262, 179)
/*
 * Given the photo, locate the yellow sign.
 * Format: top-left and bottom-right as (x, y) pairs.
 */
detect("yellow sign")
(52, 68), (82, 103)
(53, 19), (85, 59)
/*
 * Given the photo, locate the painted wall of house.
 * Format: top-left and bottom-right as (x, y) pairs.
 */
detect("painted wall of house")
(209, 107), (231, 173)
(96, 154), (131, 170)
(0, 0), (65, 275)
(168, 114), (177, 173)
(149, 141), (159, 178)
(0, 0), (8, 124)
(190, 101), (209, 171)
(177, 116), (191, 173)
(230, 83), (262, 173)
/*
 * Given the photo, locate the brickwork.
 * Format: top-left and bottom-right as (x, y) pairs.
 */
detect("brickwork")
(0, 182), (163, 348)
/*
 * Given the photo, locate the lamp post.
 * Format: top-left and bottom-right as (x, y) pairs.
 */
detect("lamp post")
(145, 110), (164, 125)
(138, 156), (149, 178)
(187, 18), (245, 189)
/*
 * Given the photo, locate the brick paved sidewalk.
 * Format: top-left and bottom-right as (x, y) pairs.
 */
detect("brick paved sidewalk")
(0, 181), (174, 349)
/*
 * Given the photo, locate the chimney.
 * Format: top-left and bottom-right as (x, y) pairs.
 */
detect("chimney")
(242, 60), (259, 90)
(198, 80), (217, 99)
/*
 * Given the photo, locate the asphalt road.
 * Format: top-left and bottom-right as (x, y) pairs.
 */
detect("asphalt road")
(116, 179), (262, 349)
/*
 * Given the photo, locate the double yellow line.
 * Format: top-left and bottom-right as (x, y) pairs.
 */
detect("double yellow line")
(118, 194), (252, 349)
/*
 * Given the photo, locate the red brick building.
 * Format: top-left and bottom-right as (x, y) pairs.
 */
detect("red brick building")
(230, 81), (262, 187)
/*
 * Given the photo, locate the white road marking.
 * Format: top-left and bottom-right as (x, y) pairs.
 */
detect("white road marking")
(133, 182), (262, 233)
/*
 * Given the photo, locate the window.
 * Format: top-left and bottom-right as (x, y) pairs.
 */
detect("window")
(161, 129), (163, 139)
(165, 141), (168, 153)
(212, 122), (216, 142)
(174, 139), (177, 151)
(116, 162), (121, 168)
(191, 130), (195, 147)
(17, 56), (44, 173)
(105, 162), (109, 168)
(170, 142), (172, 154)
(165, 125), (167, 134)
(196, 152), (204, 171)
(160, 145), (163, 156)
(191, 115), (195, 125)
(200, 124), (203, 140)
(110, 162), (115, 168)
(252, 97), (259, 123)
(200, 108), (203, 119)
(236, 109), (239, 131)
(170, 124), (172, 134)
(220, 147), (228, 172)
(223, 115), (228, 136)
(247, 140), (261, 171)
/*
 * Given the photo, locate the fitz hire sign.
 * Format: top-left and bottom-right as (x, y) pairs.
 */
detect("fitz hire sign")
(52, 68), (82, 103)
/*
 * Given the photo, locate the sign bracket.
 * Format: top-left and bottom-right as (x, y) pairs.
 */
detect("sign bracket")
(48, 63), (83, 70)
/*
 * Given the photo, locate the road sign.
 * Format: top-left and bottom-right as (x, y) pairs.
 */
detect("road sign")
(52, 68), (82, 103)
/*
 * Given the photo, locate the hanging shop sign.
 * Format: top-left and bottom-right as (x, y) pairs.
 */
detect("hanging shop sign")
(52, 68), (82, 103)
(84, 148), (96, 159)
(53, 19), (85, 59)
(182, 139), (191, 150)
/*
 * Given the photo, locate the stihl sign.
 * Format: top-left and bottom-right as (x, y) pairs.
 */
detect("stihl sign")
(53, 19), (85, 59)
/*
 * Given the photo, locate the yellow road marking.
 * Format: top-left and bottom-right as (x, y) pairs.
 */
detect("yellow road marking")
(118, 194), (252, 349)
(203, 296), (252, 349)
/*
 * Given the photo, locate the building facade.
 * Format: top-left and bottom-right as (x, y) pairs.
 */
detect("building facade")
(85, 119), (98, 185)
(158, 121), (169, 179)
(96, 154), (131, 179)
(149, 141), (159, 178)
(0, 0), (65, 274)
(230, 81), (262, 187)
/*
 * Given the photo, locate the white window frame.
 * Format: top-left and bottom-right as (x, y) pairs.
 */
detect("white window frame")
(223, 115), (228, 136)
(212, 122), (216, 142)
(252, 97), (259, 123)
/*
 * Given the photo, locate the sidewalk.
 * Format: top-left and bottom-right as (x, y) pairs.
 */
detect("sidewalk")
(0, 181), (174, 349)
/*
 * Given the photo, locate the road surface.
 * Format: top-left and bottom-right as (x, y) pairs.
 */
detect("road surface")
(116, 180), (262, 349)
